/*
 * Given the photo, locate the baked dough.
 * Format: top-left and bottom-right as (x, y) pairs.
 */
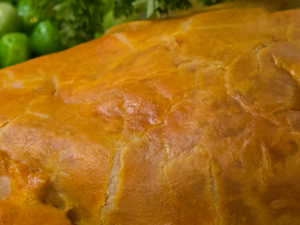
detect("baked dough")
(0, 2), (300, 225)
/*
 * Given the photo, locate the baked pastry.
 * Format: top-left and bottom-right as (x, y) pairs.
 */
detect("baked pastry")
(0, 2), (300, 225)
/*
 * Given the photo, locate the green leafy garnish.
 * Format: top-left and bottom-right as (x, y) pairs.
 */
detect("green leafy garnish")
(115, 0), (229, 19)
(114, 0), (193, 19)
(29, 0), (105, 48)
(8, 0), (229, 49)
(200, 0), (230, 6)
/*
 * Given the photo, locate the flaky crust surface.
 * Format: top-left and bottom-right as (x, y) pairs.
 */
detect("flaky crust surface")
(0, 4), (300, 225)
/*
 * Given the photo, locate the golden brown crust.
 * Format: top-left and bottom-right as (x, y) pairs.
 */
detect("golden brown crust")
(0, 3), (300, 225)
(0, 201), (72, 225)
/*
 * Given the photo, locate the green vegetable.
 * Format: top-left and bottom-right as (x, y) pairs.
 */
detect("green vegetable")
(29, 0), (105, 48)
(26, 0), (230, 49)
(0, 0), (17, 4)
(200, 0), (230, 6)
(114, 0), (193, 19)
(17, 0), (40, 34)
(103, 0), (114, 12)
(103, 9), (138, 31)
(115, 0), (229, 19)
(29, 20), (63, 56)
(0, 0), (230, 51)
(0, 32), (31, 68)
(94, 32), (104, 39)
(0, 2), (22, 37)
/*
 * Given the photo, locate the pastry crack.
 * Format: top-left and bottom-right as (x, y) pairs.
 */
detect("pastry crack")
(52, 76), (58, 96)
(209, 158), (220, 225)
(0, 115), (21, 135)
